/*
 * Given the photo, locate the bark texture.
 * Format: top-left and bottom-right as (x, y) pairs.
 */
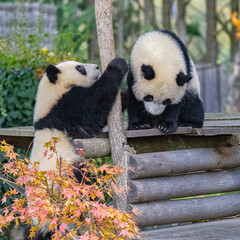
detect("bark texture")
(118, 0), (124, 57)
(177, 0), (190, 43)
(162, 0), (172, 30)
(144, 0), (156, 29)
(94, 0), (131, 212)
(205, 0), (217, 63)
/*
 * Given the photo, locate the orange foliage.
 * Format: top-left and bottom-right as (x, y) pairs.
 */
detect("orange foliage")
(232, 12), (240, 40)
(0, 139), (140, 239)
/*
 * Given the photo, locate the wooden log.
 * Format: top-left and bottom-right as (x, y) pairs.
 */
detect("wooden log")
(141, 218), (240, 240)
(130, 194), (240, 227)
(128, 168), (240, 203)
(129, 146), (240, 179)
(73, 138), (110, 158)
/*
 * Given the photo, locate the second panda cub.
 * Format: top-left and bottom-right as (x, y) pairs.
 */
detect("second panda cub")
(127, 30), (204, 133)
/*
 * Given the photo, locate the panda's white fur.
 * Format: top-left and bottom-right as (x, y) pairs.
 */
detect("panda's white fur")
(30, 129), (79, 171)
(34, 61), (100, 122)
(130, 31), (200, 115)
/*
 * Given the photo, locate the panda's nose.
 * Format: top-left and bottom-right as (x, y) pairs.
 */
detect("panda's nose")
(143, 95), (154, 102)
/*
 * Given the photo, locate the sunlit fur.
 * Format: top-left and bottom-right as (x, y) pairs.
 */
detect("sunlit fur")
(130, 31), (200, 105)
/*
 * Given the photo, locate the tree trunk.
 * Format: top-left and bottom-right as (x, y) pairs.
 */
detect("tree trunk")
(144, 0), (157, 29)
(177, 0), (190, 43)
(83, 0), (98, 61)
(94, 0), (132, 212)
(162, 0), (172, 30)
(231, 0), (239, 60)
(118, 0), (124, 57)
(205, 0), (217, 63)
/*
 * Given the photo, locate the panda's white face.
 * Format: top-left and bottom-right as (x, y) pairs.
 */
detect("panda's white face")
(34, 61), (101, 122)
(56, 61), (100, 88)
(130, 31), (189, 115)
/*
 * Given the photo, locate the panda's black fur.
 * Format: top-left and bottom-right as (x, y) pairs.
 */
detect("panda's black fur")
(25, 58), (128, 240)
(127, 30), (204, 133)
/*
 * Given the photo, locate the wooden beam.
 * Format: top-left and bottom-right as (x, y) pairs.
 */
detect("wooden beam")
(141, 218), (240, 240)
(73, 138), (110, 158)
(128, 168), (240, 203)
(129, 146), (240, 179)
(130, 194), (240, 227)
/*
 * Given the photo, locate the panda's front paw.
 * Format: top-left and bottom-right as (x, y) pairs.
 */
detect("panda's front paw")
(157, 121), (178, 134)
(128, 122), (151, 130)
(108, 57), (128, 76)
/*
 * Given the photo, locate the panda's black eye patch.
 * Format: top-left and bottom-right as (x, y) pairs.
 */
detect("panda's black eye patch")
(76, 65), (87, 75)
(162, 99), (171, 105)
(141, 64), (155, 80)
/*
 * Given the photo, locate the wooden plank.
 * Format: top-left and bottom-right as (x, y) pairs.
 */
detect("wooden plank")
(128, 169), (240, 203)
(141, 218), (240, 240)
(192, 127), (240, 136)
(129, 146), (240, 179)
(203, 120), (240, 127)
(204, 112), (240, 120)
(130, 194), (240, 227)
(0, 126), (34, 137)
(126, 127), (192, 138)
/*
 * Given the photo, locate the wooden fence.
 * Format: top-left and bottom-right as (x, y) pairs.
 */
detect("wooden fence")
(196, 63), (228, 113)
(0, 2), (56, 49)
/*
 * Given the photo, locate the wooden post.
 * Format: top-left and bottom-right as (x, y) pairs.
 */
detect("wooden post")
(94, 0), (131, 212)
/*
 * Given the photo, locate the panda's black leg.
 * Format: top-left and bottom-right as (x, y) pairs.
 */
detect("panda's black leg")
(178, 91), (204, 128)
(156, 103), (182, 134)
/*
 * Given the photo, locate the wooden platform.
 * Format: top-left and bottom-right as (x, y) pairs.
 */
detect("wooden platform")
(141, 218), (240, 240)
(1, 113), (240, 152)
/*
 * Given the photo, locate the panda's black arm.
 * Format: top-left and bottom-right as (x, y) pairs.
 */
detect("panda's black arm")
(86, 58), (128, 123)
(92, 57), (128, 91)
(61, 58), (128, 136)
(127, 69), (153, 130)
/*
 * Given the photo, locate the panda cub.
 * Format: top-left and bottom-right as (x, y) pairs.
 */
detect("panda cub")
(26, 58), (127, 240)
(127, 30), (204, 133)
(31, 57), (127, 173)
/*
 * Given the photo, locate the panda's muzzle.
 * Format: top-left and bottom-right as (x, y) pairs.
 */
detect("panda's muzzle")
(143, 95), (154, 102)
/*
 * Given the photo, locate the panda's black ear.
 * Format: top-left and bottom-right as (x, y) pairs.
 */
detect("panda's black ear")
(46, 65), (60, 84)
(176, 72), (192, 86)
(141, 64), (155, 80)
